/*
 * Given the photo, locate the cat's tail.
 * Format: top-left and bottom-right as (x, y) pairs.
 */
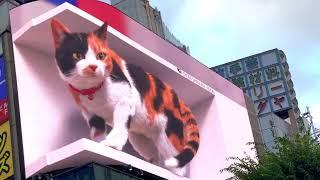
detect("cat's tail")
(165, 106), (200, 169)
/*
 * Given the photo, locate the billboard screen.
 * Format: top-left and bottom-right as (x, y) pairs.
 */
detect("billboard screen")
(9, 2), (212, 179)
(9, 1), (254, 180)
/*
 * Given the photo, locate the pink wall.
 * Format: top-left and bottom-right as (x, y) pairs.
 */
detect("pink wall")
(190, 93), (254, 179)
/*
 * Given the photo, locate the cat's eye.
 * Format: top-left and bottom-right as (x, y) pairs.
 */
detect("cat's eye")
(97, 52), (106, 60)
(73, 53), (84, 60)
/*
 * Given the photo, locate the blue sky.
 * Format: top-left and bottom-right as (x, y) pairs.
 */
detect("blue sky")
(150, 0), (320, 128)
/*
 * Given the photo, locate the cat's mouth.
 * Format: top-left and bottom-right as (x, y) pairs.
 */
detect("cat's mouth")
(81, 70), (104, 78)
(82, 73), (98, 78)
(79, 72), (106, 81)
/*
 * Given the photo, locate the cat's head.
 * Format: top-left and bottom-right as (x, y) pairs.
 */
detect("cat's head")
(51, 18), (112, 87)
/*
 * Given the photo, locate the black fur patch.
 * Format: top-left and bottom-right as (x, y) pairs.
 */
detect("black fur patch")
(171, 89), (180, 109)
(127, 64), (150, 100)
(88, 115), (105, 132)
(176, 149), (194, 167)
(153, 76), (165, 111)
(126, 115), (132, 129)
(110, 60), (129, 84)
(187, 141), (199, 151)
(165, 109), (184, 140)
(55, 33), (88, 75)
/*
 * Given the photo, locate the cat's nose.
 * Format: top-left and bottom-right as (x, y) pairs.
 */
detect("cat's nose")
(88, 65), (97, 71)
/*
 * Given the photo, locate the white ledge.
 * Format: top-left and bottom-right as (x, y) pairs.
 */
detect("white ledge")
(26, 138), (190, 179)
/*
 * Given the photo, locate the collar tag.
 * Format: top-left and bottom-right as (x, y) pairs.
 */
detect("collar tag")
(88, 94), (94, 100)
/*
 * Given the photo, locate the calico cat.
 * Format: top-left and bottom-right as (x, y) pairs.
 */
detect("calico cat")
(50, 18), (200, 176)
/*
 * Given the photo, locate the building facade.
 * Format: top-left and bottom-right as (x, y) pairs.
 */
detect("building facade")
(110, 0), (190, 54)
(301, 107), (320, 140)
(211, 49), (302, 152)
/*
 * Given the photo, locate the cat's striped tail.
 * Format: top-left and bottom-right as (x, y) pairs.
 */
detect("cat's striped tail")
(165, 105), (200, 168)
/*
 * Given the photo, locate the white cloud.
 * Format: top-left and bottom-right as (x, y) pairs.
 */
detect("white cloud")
(153, 0), (320, 64)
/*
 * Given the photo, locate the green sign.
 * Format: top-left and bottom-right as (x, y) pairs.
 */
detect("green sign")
(230, 76), (245, 88)
(265, 66), (280, 81)
(248, 71), (262, 85)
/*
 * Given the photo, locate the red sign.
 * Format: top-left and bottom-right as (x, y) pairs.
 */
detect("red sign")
(0, 98), (8, 125)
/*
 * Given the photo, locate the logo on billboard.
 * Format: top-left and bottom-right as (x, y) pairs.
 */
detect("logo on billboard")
(0, 121), (14, 179)
(177, 68), (215, 95)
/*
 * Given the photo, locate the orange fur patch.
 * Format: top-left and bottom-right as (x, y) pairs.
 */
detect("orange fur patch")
(88, 33), (125, 74)
(169, 134), (185, 152)
(51, 18), (70, 48)
(144, 74), (158, 121)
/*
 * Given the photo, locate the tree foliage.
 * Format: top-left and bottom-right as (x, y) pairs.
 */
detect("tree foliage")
(221, 134), (320, 179)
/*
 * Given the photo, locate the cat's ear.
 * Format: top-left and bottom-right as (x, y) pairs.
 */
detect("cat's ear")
(51, 18), (70, 48)
(94, 22), (108, 41)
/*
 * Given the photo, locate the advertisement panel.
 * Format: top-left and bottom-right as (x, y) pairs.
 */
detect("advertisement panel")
(9, 2), (212, 179)
(0, 57), (8, 124)
(9, 1), (254, 180)
(0, 121), (14, 179)
(0, 56), (13, 179)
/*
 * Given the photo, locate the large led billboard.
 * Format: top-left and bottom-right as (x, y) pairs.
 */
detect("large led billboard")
(8, 1), (255, 179)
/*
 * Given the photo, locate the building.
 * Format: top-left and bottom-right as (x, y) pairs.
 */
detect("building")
(110, 0), (190, 54)
(211, 49), (302, 152)
(301, 106), (320, 140)
(244, 95), (265, 155)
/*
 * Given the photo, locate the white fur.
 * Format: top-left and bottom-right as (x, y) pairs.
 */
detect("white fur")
(128, 132), (160, 164)
(58, 46), (186, 175)
(165, 158), (179, 168)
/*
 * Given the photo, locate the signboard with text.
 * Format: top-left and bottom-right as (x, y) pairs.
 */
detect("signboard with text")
(0, 121), (14, 179)
(0, 57), (8, 125)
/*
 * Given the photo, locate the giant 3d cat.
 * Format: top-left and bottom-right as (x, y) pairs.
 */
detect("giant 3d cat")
(51, 19), (199, 175)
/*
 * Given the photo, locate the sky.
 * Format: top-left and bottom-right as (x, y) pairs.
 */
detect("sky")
(150, 0), (320, 128)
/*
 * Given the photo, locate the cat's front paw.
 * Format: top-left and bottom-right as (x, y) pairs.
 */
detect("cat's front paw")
(101, 138), (125, 151)
(101, 130), (128, 150)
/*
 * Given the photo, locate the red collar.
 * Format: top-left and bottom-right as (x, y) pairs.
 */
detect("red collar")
(68, 81), (104, 100)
